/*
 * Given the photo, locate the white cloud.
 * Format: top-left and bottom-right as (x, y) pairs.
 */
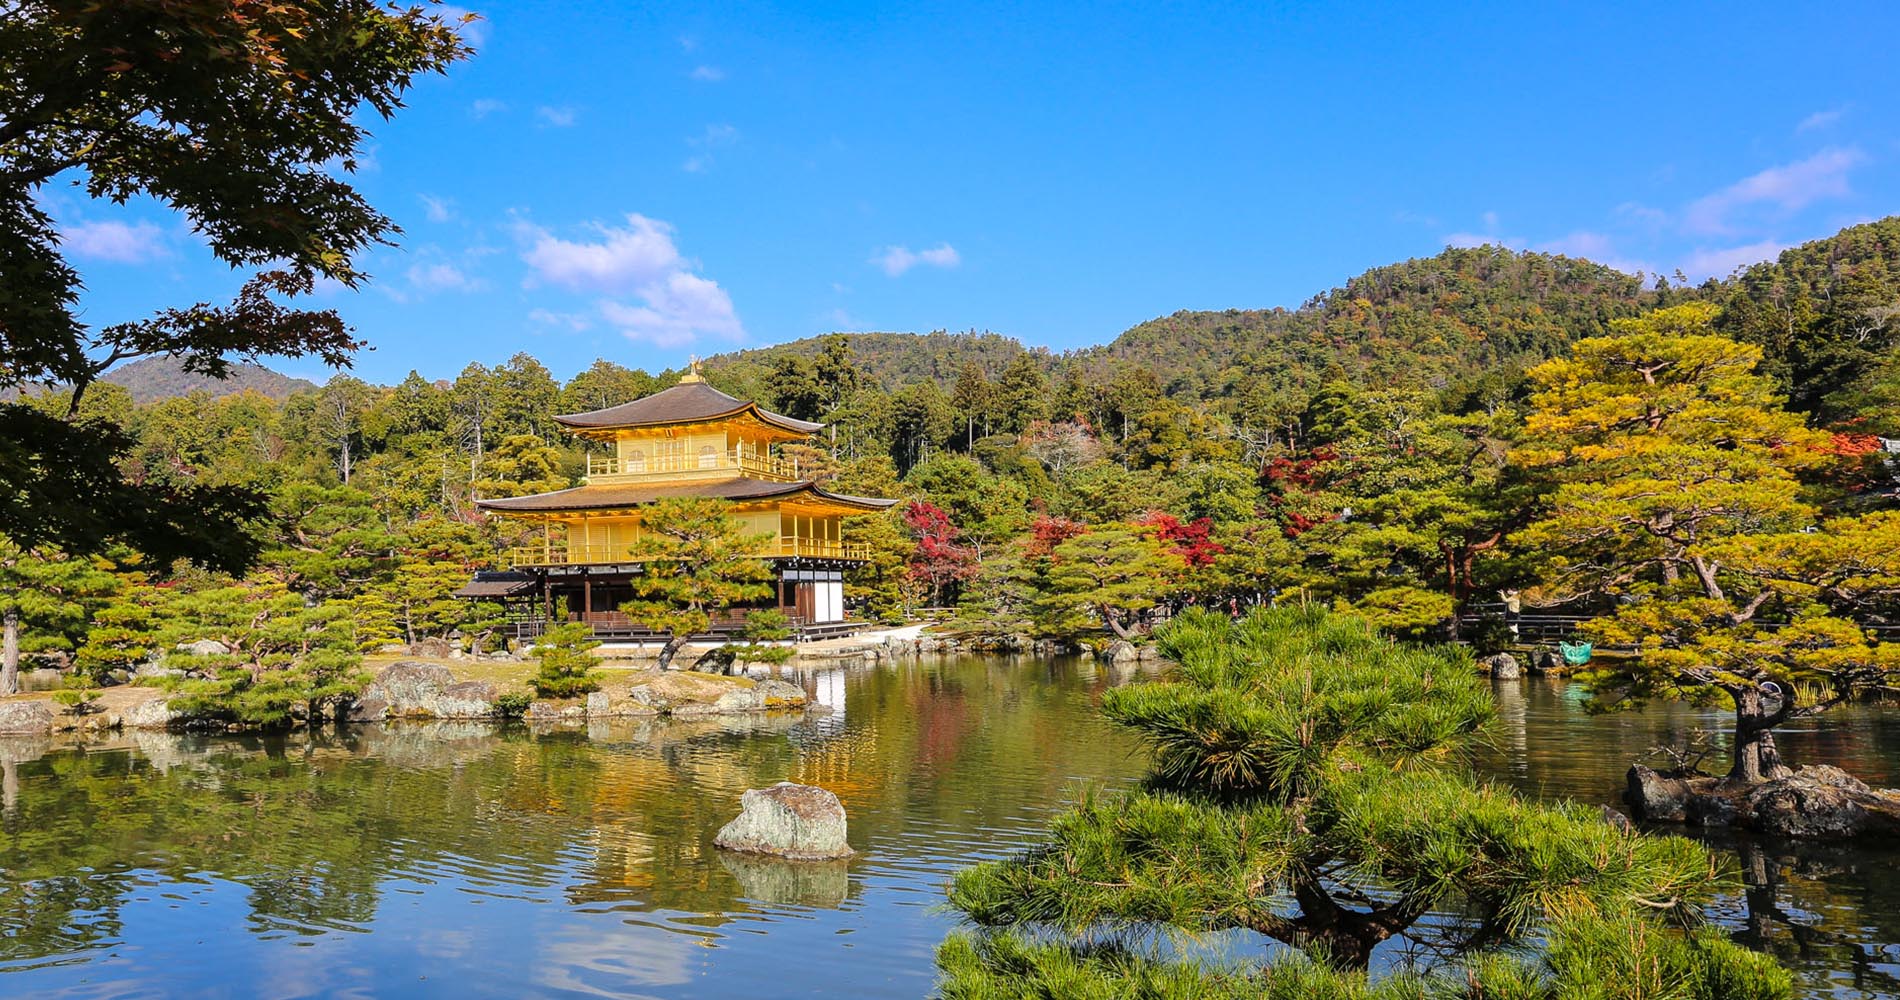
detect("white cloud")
(1796, 107), (1846, 133)
(1683, 147), (1865, 234)
(407, 260), (481, 293)
(469, 98), (507, 119)
(419, 194), (456, 223)
(870, 243), (961, 276)
(598, 271), (743, 347)
(520, 214), (688, 293)
(61, 219), (169, 263)
(517, 213), (743, 347)
(1680, 240), (1786, 281)
(536, 105), (578, 127)
(528, 308), (592, 331)
(690, 65), (726, 82)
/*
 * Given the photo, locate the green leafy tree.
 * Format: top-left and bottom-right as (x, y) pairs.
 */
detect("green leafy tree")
(1512, 304), (1890, 783)
(0, 541), (121, 692)
(938, 607), (1791, 996)
(73, 582), (163, 684)
(473, 434), (572, 499)
(620, 498), (775, 670)
(158, 578), (368, 726)
(0, 1), (470, 563)
(529, 622), (601, 698)
(843, 512), (915, 624)
(1036, 526), (1186, 640)
(723, 609), (796, 668)
(261, 483), (397, 598)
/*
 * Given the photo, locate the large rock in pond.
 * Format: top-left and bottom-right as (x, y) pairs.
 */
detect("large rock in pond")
(362, 661), (495, 719)
(714, 782), (854, 860)
(0, 700), (54, 735)
(1628, 763), (1900, 839)
(1477, 653), (1521, 679)
(1102, 640), (1139, 665)
(1745, 766), (1900, 839)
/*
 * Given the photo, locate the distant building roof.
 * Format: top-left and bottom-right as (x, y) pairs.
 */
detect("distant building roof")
(474, 477), (897, 513)
(553, 376), (824, 434)
(450, 571), (540, 599)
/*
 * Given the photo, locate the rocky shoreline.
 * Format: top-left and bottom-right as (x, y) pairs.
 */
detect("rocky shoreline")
(0, 660), (827, 737)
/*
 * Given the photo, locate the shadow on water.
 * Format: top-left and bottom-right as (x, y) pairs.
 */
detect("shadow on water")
(0, 660), (1892, 998)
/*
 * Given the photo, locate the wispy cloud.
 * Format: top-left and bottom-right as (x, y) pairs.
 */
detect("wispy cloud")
(1533, 231), (1653, 276)
(516, 213), (743, 347)
(469, 98), (507, 120)
(682, 124), (739, 173)
(61, 219), (169, 263)
(407, 260), (482, 294)
(536, 105), (578, 128)
(1680, 240), (1786, 281)
(1796, 107), (1847, 134)
(1683, 147), (1865, 234)
(419, 194), (456, 223)
(870, 243), (961, 277)
(528, 308), (592, 332)
(1439, 227), (1651, 276)
(690, 65), (726, 82)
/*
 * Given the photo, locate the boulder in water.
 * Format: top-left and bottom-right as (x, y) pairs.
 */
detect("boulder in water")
(714, 782), (854, 860)
(1745, 766), (1900, 839)
(0, 700), (53, 735)
(1477, 653), (1521, 679)
(1626, 763), (1900, 839)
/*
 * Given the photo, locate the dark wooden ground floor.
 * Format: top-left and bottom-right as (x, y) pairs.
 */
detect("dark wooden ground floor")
(454, 559), (864, 642)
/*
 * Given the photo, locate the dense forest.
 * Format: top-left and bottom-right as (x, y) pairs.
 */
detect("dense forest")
(5, 217), (1899, 732)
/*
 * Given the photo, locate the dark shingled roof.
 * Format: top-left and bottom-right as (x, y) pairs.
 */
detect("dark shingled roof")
(451, 572), (539, 599)
(474, 477), (897, 513)
(554, 379), (824, 434)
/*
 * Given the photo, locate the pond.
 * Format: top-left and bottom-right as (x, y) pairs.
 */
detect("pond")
(0, 658), (1895, 999)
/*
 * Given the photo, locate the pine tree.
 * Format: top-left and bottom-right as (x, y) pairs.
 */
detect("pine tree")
(1514, 304), (1899, 783)
(620, 498), (776, 670)
(938, 607), (1792, 997)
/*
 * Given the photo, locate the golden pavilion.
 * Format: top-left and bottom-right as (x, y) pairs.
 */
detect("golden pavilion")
(460, 369), (895, 638)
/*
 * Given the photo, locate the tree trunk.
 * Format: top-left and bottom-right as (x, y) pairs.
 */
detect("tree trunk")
(1, 607), (18, 696)
(1728, 687), (1794, 783)
(657, 634), (688, 671)
(1101, 607), (1136, 641)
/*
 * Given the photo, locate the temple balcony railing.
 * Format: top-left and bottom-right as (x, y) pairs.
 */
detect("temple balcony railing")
(585, 450), (804, 483)
(509, 537), (869, 567)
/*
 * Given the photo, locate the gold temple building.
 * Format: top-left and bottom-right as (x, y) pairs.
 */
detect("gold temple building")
(458, 369), (895, 639)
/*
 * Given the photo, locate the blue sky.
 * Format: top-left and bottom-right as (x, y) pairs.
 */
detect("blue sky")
(46, 1), (1900, 385)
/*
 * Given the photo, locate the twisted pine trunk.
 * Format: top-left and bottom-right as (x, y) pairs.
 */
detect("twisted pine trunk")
(657, 634), (689, 671)
(1729, 686), (1794, 784)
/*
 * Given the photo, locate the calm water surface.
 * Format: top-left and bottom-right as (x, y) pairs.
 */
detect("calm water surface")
(0, 659), (1895, 999)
